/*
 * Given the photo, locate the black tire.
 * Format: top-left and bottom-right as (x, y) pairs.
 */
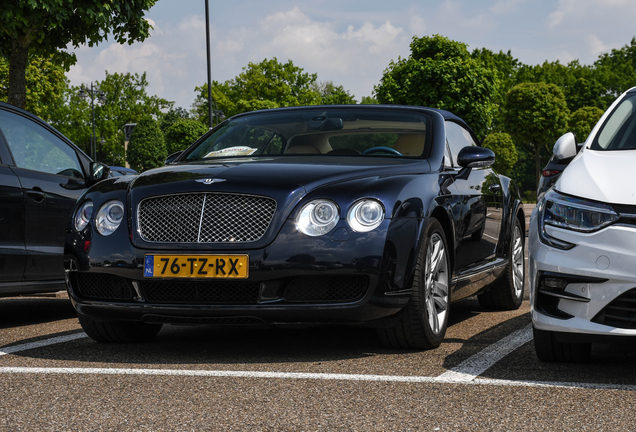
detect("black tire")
(478, 216), (525, 311)
(533, 327), (591, 362)
(377, 218), (450, 350)
(78, 313), (162, 343)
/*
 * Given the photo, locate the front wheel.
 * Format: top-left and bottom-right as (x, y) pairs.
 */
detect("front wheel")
(378, 218), (450, 349)
(78, 314), (162, 343)
(478, 216), (525, 310)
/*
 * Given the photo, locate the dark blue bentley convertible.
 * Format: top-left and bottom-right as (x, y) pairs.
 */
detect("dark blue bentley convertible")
(65, 105), (525, 349)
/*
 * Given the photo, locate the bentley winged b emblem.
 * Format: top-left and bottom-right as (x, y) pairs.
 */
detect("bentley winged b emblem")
(195, 178), (227, 185)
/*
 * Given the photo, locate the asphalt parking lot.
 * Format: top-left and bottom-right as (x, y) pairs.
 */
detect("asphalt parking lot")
(2, 217), (636, 431)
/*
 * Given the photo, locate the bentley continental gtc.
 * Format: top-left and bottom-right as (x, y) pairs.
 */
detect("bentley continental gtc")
(65, 105), (526, 349)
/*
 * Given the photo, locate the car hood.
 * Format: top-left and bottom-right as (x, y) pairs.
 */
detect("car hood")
(557, 149), (636, 204)
(127, 156), (430, 250)
(132, 156), (430, 193)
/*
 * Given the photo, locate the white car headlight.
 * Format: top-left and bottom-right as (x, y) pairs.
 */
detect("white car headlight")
(296, 199), (339, 236)
(347, 199), (384, 232)
(538, 189), (619, 249)
(95, 200), (125, 236)
(74, 200), (93, 231)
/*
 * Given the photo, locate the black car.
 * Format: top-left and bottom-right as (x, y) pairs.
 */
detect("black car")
(65, 105), (526, 349)
(109, 166), (139, 177)
(0, 102), (109, 297)
(536, 140), (583, 198)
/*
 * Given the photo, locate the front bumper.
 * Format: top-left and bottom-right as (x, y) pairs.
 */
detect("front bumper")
(529, 207), (636, 340)
(66, 218), (418, 326)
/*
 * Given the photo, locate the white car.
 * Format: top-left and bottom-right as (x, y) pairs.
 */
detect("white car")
(529, 87), (636, 362)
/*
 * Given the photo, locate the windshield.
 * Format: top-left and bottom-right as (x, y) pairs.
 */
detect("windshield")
(591, 93), (636, 151)
(182, 108), (430, 161)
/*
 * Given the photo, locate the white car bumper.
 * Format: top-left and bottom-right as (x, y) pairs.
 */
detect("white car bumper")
(529, 206), (636, 339)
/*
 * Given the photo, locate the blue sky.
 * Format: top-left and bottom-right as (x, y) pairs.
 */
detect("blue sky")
(67, 0), (636, 111)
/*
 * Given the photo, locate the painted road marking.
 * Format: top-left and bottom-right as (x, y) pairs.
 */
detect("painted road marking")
(438, 324), (533, 381)
(0, 333), (86, 356)
(0, 366), (634, 391)
(0, 324), (633, 391)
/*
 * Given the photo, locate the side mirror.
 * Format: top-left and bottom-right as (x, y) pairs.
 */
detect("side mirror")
(457, 146), (495, 169)
(89, 162), (110, 184)
(553, 132), (577, 160)
(165, 151), (183, 165)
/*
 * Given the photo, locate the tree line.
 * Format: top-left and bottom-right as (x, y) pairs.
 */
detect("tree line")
(1, 1), (635, 195)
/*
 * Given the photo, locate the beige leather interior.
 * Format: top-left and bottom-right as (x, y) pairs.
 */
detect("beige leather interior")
(394, 134), (426, 156)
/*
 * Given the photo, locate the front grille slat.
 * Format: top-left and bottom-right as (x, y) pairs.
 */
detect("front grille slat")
(75, 273), (133, 300)
(592, 288), (636, 329)
(284, 275), (368, 303)
(141, 280), (260, 304)
(138, 193), (276, 243)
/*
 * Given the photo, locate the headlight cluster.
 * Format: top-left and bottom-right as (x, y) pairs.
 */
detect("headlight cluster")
(538, 189), (619, 250)
(296, 198), (384, 237)
(74, 199), (125, 236)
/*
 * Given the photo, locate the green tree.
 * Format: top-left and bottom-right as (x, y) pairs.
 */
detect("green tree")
(164, 119), (208, 155)
(516, 60), (606, 112)
(127, 117), (166, 172)
(569, 106), (604, 143)
(0, 54), (66, 121)
(50, 71), (172, 164)
(360, 96), (379, 104)
(194, 58), (321, 123)
(594, 37), (636, 104)
(0, 0), (156, 109)
(503, 82), (570, 187)
(482, 132), (518, 176)
(374, 34), (499, 139)
(314, 81), (356, 105)
(159, 107), (191, 134)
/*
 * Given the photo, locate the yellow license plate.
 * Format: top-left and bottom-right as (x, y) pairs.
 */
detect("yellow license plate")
(144, 254), (249, 279)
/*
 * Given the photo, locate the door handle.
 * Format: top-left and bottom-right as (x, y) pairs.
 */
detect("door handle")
(26, 189), (46, 202)
(488, 184), (501, 193)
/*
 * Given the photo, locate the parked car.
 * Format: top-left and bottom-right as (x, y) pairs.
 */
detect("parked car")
(0, 102), (109, 297)
(530, 87), (636, 362)
(109, 166), (138, 177)
(65, 105), (526, 348)
(536, 142), (584, 198)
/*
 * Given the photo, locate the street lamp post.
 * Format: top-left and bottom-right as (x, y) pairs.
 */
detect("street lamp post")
(78, 82), (106, 160)
(211, 101), (225, 127)
(205, 0), (213, 130)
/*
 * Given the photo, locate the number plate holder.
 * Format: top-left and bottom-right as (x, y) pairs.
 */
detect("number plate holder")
(144, 254), (249, 279)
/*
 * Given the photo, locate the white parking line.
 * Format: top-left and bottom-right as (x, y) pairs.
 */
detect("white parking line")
(0, 325), (634, 391)
(437, 324), (533, 381)
(0, 333), (87, 356)
(0, 366), (634, 391)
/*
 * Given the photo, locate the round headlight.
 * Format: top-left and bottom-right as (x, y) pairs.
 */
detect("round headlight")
(296, 199), (339, 236)
(74, 200), (93, 231)
(347, 199), (384, 232)
(95, 200), (125, 236)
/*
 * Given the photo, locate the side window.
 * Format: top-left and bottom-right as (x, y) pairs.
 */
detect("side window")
(445, 121), (477, 167)
(0, 110), (84, 178)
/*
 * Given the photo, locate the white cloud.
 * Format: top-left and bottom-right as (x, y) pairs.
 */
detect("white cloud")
(409, 15), (426, 36)
(546, 0), (576, 28)
(585, 34), (611, 56)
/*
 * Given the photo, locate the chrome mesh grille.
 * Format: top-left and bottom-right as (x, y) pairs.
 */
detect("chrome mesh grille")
(138, 193), (276, 243)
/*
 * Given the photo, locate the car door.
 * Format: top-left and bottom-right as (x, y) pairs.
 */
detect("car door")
(445, 121), (503, 287)
(0, 133), (26, 284)
(0, 108), (89, 282)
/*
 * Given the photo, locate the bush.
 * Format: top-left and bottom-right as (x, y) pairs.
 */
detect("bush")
(482, 132), (518, 176)
(127, 117), (167, 172)
(569, 106), (604, 143)
(165, 119), (208, 155)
